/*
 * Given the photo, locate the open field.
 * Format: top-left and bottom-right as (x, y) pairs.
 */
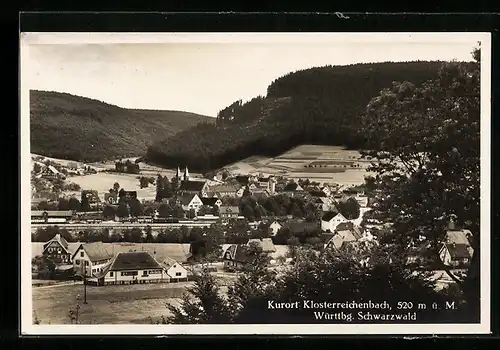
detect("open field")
(226, 145), (375, 186)
(32, 281), (192, 324)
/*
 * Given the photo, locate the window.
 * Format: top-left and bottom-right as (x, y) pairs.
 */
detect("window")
(75, 259), (80, 264)
(121, 271), (138, 276)
(110, 272), (114, 277)
(85, 261), (89, 266)
(176, 272), (182, 276)
(80, 251), (84, 257)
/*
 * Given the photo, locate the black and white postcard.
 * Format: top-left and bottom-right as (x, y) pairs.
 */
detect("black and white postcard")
(20, 32), (491, 335)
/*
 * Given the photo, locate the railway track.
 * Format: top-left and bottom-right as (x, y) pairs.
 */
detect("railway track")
(31, 222), (213, 229)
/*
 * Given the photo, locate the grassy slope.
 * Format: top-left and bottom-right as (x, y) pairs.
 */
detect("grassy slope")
(30, 90), (214, 162)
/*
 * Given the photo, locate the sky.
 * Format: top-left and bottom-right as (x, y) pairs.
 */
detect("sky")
(25, 35), (479, 117)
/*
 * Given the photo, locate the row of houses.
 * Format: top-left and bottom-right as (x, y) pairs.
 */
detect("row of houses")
(37, 234), (189, 286)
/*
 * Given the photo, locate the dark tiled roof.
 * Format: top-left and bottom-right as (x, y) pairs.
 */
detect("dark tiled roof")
(320, 233), (335, 243)
(446, 243), (471, 259)
(179, 180), (207, 192)
(224, 244), (256, 264)
(200, 197), (220, 206)
(108, 251), (163, 271)
(309, 190), (327, 198)
(179, 194), (198, 206)
(43, 234), (69, 252)
(283, 183), (301, 191)
(283, 221), (320, 234)
(234, 176), (250, 185)
(322, 211), (340, 221)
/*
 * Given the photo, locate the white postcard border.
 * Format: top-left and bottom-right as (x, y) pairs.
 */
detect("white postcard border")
(20, 32), (492, 335)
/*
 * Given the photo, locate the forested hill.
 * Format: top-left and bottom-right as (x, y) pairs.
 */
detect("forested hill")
(30, 90), (214, 162)
(145, 61), (445, 172)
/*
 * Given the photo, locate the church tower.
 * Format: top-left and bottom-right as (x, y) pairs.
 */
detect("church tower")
(183, 167), (190, 181)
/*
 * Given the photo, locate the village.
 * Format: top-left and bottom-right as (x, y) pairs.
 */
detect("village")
(30, 155), (474, 294)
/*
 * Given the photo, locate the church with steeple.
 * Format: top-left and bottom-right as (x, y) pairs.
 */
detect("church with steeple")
(175, 166), (209, 197)
(176, 166), (190, 182)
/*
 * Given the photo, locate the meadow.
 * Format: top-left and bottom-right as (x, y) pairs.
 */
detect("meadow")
(225, 145), (375, 186)
(32, 281), (191, 324)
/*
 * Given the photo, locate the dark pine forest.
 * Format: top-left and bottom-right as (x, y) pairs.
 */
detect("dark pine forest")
(145, 61), (448, 172)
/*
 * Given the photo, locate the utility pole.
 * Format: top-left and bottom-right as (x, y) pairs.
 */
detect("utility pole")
(83, 263), (88, 304)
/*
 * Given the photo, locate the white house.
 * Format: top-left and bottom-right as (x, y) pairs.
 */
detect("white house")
(161, 256), (188, 282)
(320, 186), (331, 197)
(72, 242), (113, 278)
(179, 194), (204, 212)
(269, 221), (282, 236)
(321, 212), (349, 233)
(90, 251), (167, 286)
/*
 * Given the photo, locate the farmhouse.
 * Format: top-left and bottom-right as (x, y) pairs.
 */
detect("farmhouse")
(321, 212), (349, 233)
(42, 233), (72, 264)
(223, 244), (257, 271)
(219, 206), (241, 220)
(161, 256), (188, 282)
(91, 251), (167, 286)
(72, 242), (113, 278)
(178, 194), (204, 212)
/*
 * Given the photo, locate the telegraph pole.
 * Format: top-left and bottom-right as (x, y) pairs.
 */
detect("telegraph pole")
(83, 264), (88, 304)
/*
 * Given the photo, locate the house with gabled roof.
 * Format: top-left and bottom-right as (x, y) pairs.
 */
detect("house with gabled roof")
(321, 212), (349, 233)
(72, 242), (113, 278)
(42, 234), (72, 265)
(223, 244), (258, 271)
(161, 256), (188, 282)
(439, 243), (472, 268)
(41, 165), (63, 180)
(200, 197), (223, 208)
(334, 222), (363, 240)
(269, 220), (283, 235)
(90, 251), (167, 286)
(439, 218), (474, 268)
(178, 194), (203, 212)
(281, 182), (304, 196)
(325, 230), (358, 250)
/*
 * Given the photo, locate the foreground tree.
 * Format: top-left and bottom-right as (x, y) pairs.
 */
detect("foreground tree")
(360, 47), (481, 319)
(166, 266), (233, 323)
